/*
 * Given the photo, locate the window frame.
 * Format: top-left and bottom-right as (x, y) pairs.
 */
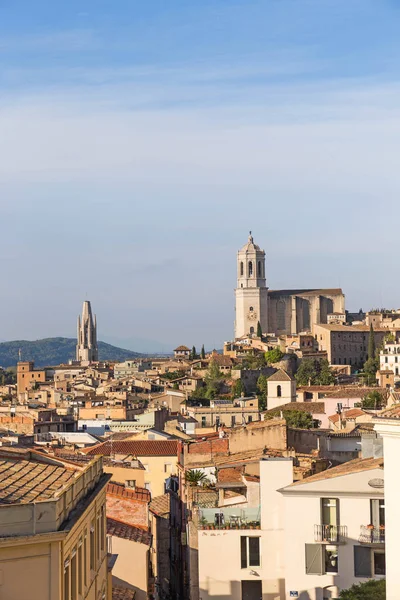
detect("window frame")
(240, 536), (261, 569)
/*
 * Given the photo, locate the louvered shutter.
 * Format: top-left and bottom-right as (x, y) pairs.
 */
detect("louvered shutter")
(354, 546), (372, 577)
(305, 544), (324, 575)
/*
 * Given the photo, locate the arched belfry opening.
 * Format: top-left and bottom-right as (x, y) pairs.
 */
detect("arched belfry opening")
(235, 232), (268, 339)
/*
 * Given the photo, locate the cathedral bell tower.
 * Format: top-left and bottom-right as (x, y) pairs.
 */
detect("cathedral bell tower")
(234, 232), (268, 338)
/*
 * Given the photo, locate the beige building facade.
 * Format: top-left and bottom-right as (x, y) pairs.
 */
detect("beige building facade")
(0, 450), (110, 600)
(313, 323), (387, 368)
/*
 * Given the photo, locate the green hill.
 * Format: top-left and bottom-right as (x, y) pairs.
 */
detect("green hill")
(0, 337), (143, 368)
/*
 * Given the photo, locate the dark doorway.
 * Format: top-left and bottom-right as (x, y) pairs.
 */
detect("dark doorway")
(241, 580), (262, 600)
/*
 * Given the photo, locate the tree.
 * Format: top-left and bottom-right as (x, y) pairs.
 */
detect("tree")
(185, 469), (208, 486)
(257, 321), (263, 338)
(190, 346), (197, 360)
(201, 345), (206, 359)
(363, 357), (378, 386)
(232, 379), (245, 398)
(265, 348), (283, 365)
(339, 579), (385, 600)
(204, 359), (224, 399)
(368, 323), (376, 359)
(316, 359), (335, 385)
(265, 409), (314, 429)
(256, 374), (268, 411)
(295, 358), (318, 386)
(362, 390), (383, 409)
(242, 352), (266, 369)
(206, 359), (222, 381)
(295, 358), (334, 386)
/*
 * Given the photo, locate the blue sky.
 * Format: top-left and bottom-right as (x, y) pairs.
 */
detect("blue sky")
(1, 0), (400, 352)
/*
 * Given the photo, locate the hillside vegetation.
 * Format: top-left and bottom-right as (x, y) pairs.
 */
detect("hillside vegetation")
(0, 337), (142, 368)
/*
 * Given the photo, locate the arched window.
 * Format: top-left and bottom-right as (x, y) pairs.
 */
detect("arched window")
(277, 385), (282, 397)
(250, 326), (254, 334)
(248, 261), (253, 277)
(240, 261), (244, 276)
(249, 306), (254, 312)
(258, 261), (261, 277)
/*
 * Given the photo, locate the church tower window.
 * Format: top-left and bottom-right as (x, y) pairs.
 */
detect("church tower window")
(240, 262), (244, 276)
(248, 261), (253, 277)
(249, 306), (254, 312)
(250, 326), (254, 334)
(277, 385), (282, 397)
(258, 261), (261, 277)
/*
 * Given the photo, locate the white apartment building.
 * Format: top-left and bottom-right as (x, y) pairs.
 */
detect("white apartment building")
(282, 458), (384, 600)
(379, 342), (400, 382)
(197, 457), (385, 600)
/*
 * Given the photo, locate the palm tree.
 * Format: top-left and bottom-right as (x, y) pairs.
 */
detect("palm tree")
(185, 469), (208, 486)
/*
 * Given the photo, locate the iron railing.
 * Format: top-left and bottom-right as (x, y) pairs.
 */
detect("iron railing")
(359, 525), (385, 544)
(197, 506), (261, 529)
(314, 524), (347, 543)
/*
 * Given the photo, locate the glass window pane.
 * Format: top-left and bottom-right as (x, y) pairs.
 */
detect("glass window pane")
(374, 552), (386, 576)
(249, 537), (260, 567)
(322, 498), (338, 526)
(325, 546), (338, 574)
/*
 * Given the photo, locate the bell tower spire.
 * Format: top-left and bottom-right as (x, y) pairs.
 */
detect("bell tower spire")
(234, 233), (268, 338)
(76, 300), (99, 363)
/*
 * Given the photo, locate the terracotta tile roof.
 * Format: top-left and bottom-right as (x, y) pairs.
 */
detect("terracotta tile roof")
(329, 408), (366, 423)
(267, 369), (294, 382)
(217, 466), (243, 484)
(107, 517), (151, 545)
(0, 457), (76, 504)
(244, 474), (260, 482)
(324, 387), (387, 399)
(112, 585), (136, 600)
(84, 440), (178, 457)
(149, 493), (170, 517)
(286, 457), (383, 487)
(174, 345), (190, 351)
(378, 404), (400, 418)
(210, 354), (233, 367)
(265, 402), (325, 414)
(107, 482), (151, 502)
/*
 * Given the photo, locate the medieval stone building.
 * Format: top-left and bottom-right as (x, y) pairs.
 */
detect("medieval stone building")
(234, 234), (345, 338)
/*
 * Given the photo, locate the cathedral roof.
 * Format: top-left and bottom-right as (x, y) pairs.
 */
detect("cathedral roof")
(239, 232), (263, 253)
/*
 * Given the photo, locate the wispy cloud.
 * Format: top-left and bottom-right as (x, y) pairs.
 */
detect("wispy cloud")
(0, 29), (98, 53)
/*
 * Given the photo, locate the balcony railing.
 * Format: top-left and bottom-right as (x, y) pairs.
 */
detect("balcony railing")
(197, 506), (261, 530)
(359, 525), (385, 544)
(314, 524), (347, 543)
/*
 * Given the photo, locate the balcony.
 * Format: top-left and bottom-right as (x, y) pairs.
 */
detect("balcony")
(197, 506), (261, 530)
(359, 525), (385, 544)
(314, 524), (347, 543)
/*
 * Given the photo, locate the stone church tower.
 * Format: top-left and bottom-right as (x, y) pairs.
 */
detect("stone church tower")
(76, 300), (98, 362)
(235, 233), (268, 338)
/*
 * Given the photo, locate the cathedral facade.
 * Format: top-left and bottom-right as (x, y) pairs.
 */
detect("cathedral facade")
(234, 234), (345, 338)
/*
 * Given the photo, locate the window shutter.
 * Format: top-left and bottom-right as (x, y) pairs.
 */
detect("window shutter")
(305, 544), (324, 575)
(354, 546), (371, 577)
(241, 536), (247, 569)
